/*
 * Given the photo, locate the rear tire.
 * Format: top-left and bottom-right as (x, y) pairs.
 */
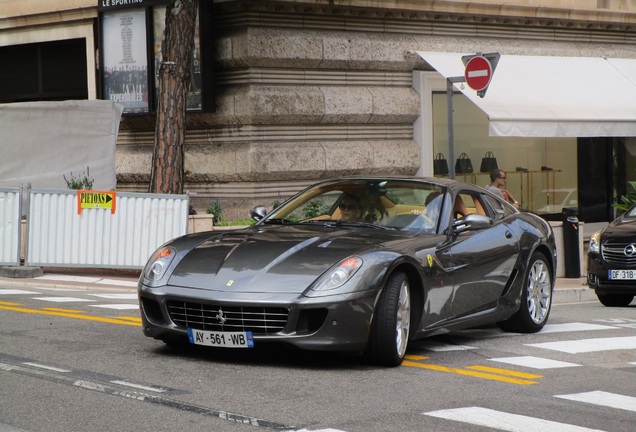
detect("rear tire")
(597, 293), (634, 307)
(365, 271), (411, 367)
(498, 252), (552, 333)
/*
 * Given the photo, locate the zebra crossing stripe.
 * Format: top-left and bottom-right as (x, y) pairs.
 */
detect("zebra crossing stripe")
(555, 391), (636, 412)
(423, 407), (606, 431)
(527, 336), (636, 353)
(490, 356), (580, 369)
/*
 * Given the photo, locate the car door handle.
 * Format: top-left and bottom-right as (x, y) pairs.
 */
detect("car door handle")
(505, 230), (513, 238)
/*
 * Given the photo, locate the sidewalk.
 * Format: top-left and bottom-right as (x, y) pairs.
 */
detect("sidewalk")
(0, 267), (597, 305)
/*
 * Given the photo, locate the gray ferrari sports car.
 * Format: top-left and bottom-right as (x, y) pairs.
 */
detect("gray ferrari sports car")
(138, 177), (557, 366)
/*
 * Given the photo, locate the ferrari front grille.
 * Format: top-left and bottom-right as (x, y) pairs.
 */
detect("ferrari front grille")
(166, 301), (288, 335)
(602, 242), (636, 266)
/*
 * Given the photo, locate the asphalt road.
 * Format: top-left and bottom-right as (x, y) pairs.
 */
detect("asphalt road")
(1, 283), (635, 432)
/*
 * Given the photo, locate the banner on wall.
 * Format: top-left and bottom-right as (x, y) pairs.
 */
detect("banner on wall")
(98, 0), (212, 114)
(102, 8), (149, 114)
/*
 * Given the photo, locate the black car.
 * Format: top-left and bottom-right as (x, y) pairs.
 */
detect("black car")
(138, 177), (557, 366)
(587, 205), (636, 307)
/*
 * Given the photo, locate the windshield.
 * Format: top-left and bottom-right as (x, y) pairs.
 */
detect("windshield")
(264, 179), (446, 232)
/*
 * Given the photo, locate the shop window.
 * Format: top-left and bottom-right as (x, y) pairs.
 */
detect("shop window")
(0, 39), (88, 103)
(432, 92), (578, 217)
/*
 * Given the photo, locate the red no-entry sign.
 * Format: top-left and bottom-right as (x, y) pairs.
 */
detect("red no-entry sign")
(464, 55), (493, 91)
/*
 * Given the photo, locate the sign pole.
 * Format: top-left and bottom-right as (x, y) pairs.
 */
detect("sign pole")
(446, 76), (465, 180)
(445, 52), (498, 180)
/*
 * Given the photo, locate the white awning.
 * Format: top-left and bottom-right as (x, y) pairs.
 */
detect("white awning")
(416, 52), (636, 138)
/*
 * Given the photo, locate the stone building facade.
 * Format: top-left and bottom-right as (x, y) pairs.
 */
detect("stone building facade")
(1, 0), (635, 219)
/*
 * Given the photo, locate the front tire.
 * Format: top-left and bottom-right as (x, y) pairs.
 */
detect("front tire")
(365, 271), (411, 367)
(597, 293), (634, 307)
(498, 252), (552, 333)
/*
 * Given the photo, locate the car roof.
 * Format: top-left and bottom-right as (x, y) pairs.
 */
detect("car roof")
(320, 175), (476, 191)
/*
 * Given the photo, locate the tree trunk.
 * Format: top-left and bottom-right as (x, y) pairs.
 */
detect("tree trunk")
(149, 0), (198, 194)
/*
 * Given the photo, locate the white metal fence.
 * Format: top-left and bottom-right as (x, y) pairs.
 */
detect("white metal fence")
(23, 189), (189, 269)
(0, 188), (22, 266)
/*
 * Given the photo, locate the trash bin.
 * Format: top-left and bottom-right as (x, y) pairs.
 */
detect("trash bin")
(562, 207), (580, 278)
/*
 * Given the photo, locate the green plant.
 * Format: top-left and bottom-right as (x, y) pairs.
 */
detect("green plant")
(303, 199), (329, 219)
(206, 198), (223, 222)
(272, 199), (281, 210)
(613, 181), (636, 212)
(63, 167), (94, 190)
(216, 218), (255, 227)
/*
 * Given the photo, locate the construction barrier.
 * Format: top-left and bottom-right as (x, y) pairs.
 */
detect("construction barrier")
(0, 187), (22, 266)
(26, 189), (189, 269)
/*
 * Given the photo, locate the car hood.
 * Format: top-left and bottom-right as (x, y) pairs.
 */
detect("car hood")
(167, 225), (419, 294)
(603, 216), (636, 242)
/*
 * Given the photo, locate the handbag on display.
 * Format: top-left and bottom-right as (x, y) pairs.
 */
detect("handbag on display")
(433, 153), (449, 176)
(480, 151), (498, 173)
(455, 152), (474, 174)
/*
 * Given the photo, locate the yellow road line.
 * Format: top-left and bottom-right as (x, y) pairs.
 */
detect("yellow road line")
(466, 365), (544, 380)
(41, 307), (84, 313)
(0, 304), (141, 327)
(0, 301), (21, 306)
(402, 360), (540, 385)
(116, 316), (143, 323)
(405, 354), (429, 361)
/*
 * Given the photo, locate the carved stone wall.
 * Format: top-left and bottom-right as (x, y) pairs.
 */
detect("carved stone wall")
(114, 0), (636, 219)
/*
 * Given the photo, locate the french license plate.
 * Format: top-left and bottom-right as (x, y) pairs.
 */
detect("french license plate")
(187, 328), (254, 348)
(608, 270), (636, 280)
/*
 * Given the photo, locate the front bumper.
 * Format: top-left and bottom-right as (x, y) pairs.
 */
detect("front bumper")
(138, 283), (379, 352)
(587, 254), (636, 295)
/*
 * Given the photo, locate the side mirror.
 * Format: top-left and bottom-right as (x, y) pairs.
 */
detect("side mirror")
(452, 213), (493, 234)
(250, 205), (268, 221)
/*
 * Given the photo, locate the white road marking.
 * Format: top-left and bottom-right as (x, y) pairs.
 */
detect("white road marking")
(419, 341), (477, 351)
(22, 362), (71, 373)
(285, 430), (348, 432)
(110, 380), (166, 393)
(555, 391), (636, 412)
(540, 322), (618, 333)
(32, 297), (95, 303)
(490, 356), (580, 369)
(36, 274), (101, 283)
(89, 293), (138, 300)
(95, 279), (138, 287)
(34, 274), (137, 287)
(89, 304), (139, 310)
(0, 289), (41, 295)
(527, 336), (636, 353)
(423, 407), (606, 431)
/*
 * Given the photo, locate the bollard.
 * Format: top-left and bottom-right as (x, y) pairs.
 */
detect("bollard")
(562, 207), (580, 278)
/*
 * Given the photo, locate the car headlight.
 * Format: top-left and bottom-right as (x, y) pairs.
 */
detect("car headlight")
(144, 247), (176, 281)
(312, 257), (363, 292)
(589, 230), (601, 254)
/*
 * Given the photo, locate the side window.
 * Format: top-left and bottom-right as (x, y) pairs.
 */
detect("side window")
(455, 192), (488, 218)
(482, 194), (515, 220)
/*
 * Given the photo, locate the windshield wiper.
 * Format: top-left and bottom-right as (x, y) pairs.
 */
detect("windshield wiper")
(262, 218), (296, 225)
(300, 219), (393, 230)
